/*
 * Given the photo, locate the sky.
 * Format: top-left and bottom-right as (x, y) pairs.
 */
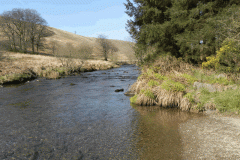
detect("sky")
(0, 0), (134, 41)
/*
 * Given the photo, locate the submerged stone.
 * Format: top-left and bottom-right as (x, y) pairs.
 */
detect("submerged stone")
(115, 89), (124, 92)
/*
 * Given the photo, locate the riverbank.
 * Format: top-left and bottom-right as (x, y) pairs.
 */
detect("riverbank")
(128, 55), (240, 115)
(0, 51), (120, 86)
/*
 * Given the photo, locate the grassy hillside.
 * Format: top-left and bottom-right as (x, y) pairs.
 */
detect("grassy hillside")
(43, 27), (136, 61)
(0, 23), (137, 85)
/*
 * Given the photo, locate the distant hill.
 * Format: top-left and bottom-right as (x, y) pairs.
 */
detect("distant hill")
(0, 16), (136, 62)
(45, 27), (136, 61)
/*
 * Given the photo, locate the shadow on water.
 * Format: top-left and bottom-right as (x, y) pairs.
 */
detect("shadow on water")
(0, 65), (205, 159)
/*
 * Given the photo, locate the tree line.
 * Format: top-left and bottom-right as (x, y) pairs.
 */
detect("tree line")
(124, 0), (240, 72)
(0, 8), (54, 53)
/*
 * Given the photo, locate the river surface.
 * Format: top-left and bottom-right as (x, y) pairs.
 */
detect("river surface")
(0, 65), (221, 160)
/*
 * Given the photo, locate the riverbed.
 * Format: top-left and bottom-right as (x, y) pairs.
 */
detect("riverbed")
(0, 65), (239, 159)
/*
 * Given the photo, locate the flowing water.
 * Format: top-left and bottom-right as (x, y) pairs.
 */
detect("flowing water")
(0, 65), (206, 160)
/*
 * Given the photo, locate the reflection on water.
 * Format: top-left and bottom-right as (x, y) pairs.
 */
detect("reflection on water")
(132, 106), (203, 160)
(0, 65), (204, 159)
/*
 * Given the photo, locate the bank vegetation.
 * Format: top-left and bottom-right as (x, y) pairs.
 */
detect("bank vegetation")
(125, 0), (240, 115)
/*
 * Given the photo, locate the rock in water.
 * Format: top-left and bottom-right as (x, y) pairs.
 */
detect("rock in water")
(115, 89), (124, 92)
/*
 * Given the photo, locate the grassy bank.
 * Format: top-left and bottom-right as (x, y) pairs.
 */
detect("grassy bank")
(0, 51), (119, 85)
(129, 55), (240, 115)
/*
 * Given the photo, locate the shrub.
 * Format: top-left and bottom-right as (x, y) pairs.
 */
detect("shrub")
(202, 38), (240, 72)
(161, 80), (185, 92)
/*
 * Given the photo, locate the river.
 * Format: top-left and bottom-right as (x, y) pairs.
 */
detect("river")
(1, 65), (239, 159)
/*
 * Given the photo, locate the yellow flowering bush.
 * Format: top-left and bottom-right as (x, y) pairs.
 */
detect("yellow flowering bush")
(202, 38), (239, 72)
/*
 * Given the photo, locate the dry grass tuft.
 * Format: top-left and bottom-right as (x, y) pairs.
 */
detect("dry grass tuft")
(136, 92), (156, 106)
(153, 86), (191, 110)
(0, 52), (119, 84)
(152, 55), (196, 75)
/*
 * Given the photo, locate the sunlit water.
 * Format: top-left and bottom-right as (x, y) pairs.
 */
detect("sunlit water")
(0, 65), (204, 159)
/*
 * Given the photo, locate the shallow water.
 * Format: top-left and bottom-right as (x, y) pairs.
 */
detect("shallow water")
(0, 65), (204, 159)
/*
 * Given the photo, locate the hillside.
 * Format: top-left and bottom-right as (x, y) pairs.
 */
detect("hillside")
(0, 15), (136, 62)
(43, 27), (136, 61)
(0, 23), (137, 85)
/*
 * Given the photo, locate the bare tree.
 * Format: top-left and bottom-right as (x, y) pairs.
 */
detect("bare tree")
(0, 8), (51, 53)
(96, 34), (118, 61)
(1, 12), (18, 51)
(24, 9), (48, 53)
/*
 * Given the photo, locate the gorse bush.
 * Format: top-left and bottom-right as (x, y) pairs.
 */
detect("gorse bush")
(202, 38), (240, 72)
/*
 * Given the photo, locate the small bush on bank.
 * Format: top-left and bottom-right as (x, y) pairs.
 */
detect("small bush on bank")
(202, 38), (240, 73)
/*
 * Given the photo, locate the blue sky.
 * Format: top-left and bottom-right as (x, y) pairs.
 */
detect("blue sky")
(0, 0), (134, 41)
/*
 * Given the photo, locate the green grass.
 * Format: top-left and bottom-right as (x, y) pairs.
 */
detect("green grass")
(192, 70), (234, 85)
(184, 92), (195, 103)
(154, 73), (167, 80)
(146, 68), (154, 77)
(161, 79), (185, 92)
(148, 80), (160, 87)
(130, 94), (138, 103)
(54, 67), (67, 75)
(210, 77), (234, 85)
(181, 73), (198, 84)
(140, 89), (155, 99)
(198, 87), (240, 114)
(214, 89), (240, 113)
(0, 73), (32, 83)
